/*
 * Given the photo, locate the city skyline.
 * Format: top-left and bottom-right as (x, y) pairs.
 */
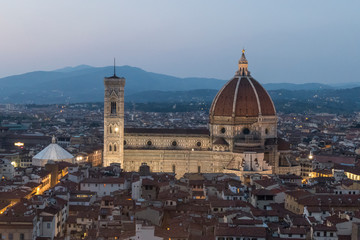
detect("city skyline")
(0, 0), (359, 84)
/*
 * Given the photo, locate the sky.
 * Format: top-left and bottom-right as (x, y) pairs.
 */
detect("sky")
(0, 0), (359, 83)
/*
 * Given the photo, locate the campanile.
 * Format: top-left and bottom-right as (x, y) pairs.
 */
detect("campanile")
(103, 68), (125, 167)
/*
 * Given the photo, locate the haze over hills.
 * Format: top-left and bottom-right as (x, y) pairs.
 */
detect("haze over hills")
(0, 65), (359, 104)
(0, 65), (224, 104)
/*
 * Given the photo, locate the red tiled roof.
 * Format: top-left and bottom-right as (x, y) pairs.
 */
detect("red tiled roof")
(278, 138), (291, 151)
(252, 189), (275, 196)
(279, 227), (307, 235)
(315, 155), (355, 165)
(313, 224), (337, 231)
(285, 190), (312, 200)
(213, 138), (229, 146)
(210, 76), (275, 119)
(81, 177), (125, 184)
(215, 226), (267, 238)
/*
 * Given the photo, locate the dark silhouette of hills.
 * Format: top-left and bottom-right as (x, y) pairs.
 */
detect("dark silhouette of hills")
(0, 65), (359, 107)
(0, 66), (224, 104)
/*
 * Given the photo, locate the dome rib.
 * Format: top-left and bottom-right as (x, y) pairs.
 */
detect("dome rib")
(231, 77), (241, 117)
(211, 77), (238, 116)
(249, 78), (276, 116)
(210, 76), (276, 121)
(210, 53), (276, 123)
(247, 77), (262, 115)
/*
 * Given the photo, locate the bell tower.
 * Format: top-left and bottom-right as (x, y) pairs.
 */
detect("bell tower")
(103, 62), (125, 167)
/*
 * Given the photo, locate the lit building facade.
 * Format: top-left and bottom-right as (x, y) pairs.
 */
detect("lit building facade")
(103, 72), (126, 167)
(103, 51), (284, 177)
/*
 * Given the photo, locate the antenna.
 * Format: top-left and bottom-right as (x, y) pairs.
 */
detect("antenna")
(113, 58), (116, 76)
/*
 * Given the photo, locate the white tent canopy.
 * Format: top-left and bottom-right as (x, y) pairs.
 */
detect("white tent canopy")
(32, 136), (74, 167)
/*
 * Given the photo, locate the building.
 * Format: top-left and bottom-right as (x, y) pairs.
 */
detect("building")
(104, 50), (285, 178)
(103, 69), (126, 167)
(32, 136), (74, 167)
(0, 158), (15, 180)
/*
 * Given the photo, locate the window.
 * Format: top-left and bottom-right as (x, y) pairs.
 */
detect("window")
(198, 166), (201, 173)
(172, 165), (176, 173)
(242, 128), (250, 135)
(20, 233), (25, 240)
(109, 126), (112, 133)
(47, 223), (51, 229)
(172, 141), (177, 146)
(220, 127), (226, 134)
(147, 140), (152, 146)
(114, 145), (117, 151)
(8, 233), (13, 240)
(124, 140), (127, 145)
(196, 141), (201, 147)
(109, 145), (112, 151)
(111, 102), (116, 114)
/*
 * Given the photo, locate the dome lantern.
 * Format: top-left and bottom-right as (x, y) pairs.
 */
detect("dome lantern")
(237, 49), (250, 76)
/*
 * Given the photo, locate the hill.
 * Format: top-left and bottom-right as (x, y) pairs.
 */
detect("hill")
(0, 66), (225, 104)
(0, 65), (349, 104)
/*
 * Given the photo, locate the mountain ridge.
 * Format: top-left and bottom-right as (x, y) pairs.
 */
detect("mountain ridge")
(0, 65), (359, 104)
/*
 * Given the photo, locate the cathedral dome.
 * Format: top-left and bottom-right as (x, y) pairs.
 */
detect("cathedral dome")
(210, 50), (275, 123)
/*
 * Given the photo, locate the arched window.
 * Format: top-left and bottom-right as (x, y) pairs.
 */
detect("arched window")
(109, 126), (112, 133)
(243, 128), (250, 135)
(109, 144), (112, 151)
(111, 102), (116, 114)
(172, 164), (176, 173)
(114, 144), (117, 151)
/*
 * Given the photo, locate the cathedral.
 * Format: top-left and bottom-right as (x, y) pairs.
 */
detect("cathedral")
(103, 50), (287, 177)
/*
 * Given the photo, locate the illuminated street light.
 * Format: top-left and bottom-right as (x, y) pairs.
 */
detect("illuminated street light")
(308, 151), (314, 160)
(14, 142), (24, 147)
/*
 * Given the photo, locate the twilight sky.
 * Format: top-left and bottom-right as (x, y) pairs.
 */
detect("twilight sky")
(0, 0), (359, 83)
